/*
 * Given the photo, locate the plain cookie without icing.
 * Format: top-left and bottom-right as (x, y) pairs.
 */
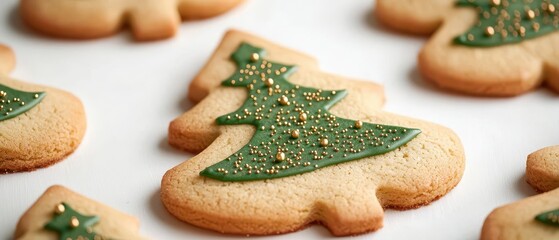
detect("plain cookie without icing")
(20, 0), (245, 41)
(15, 185), (147, 239)
(162, 29), (465, 236)
(527, 146), (559, 193)
(375, 0), (559, 96)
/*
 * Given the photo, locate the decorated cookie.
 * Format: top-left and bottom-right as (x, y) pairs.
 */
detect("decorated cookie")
(481, 146), (559, 239)
(162, 30), (465, 236)
(375, 0), (559, 96)
(481, 188), (559, 239)
(0, 46), (86, 173)
(15, 185), (147, 239)
(20, 0), (245, 41)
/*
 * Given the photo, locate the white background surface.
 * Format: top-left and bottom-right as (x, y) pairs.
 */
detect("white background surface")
(0, 0), (557, 239)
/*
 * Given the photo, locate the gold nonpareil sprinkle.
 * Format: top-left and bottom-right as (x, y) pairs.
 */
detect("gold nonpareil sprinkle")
(55, 203), (65, 214)
(250, 53), (260, 62)
(70, 216), (80, 228)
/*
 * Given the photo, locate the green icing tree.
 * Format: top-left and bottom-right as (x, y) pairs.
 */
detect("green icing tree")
(45, 202), (105, 240)
(200, 43), (421, 182)
(536, 208), (559, 227)
(455, 0), (559, 47)
(0, 84), (45, 121)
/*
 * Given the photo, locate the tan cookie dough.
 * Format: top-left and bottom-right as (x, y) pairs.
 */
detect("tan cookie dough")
(20, 0), (245, 41)
(0, 44), (15, 74)
(375, 0), (453, 35)
(527, 146), (559, 193)
(162, 29), (465, 236)
(0, 49), (86, 173)
(375, 0), (559, 96)
(15, 185), (147, 239)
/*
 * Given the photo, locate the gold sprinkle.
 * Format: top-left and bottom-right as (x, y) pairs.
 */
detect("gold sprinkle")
(467, 33), (475, 41)
(291, 129), (300, 138)
(299, 112), (307, 121)
(355, 120), (363, 129)
(526, 9), (535, 19)
(276, 152), (286, 162)
(519, 26), (526, 37)
(501, 30), (508, 37)
(278, 95), (289, 106)
(70, 217), (80, 228)
(485, 26), (495, 36)
(491, 0), (500, 6)
(265, 78), (274, 87)
(550, 4), (556, 13)
(320, 138), (329, 147)
(250, 53), (260, 62)
(533, 22), (541, 31)
(55, 203), (65, 214)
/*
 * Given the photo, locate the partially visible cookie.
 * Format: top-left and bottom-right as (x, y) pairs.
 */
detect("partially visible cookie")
(375, 0), (453, 35)
(0, 44), (15, 74)
(20, 0), (245, 41)
(0, 48), (86, 173)
(527, 146), (559, 193)
(481, 188), (559, 240)
(375, 0), (559, 96)
(480, 146), (559, 239)
(15, 185), (147, 240)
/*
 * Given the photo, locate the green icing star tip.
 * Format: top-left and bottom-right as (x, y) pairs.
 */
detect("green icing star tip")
(44, 202), (104, 240)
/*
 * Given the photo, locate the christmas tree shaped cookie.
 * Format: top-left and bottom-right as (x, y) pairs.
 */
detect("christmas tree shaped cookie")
(20, 0), (244, 41)
(162, 30), (465, 236)
(375, 0), (559, 96)
(15, 185), (147, 239)
(0, 45), (86, 173)
(481, 146), (559, 239)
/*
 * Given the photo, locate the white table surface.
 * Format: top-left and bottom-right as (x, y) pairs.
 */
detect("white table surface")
(1, 0), (557, 239)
